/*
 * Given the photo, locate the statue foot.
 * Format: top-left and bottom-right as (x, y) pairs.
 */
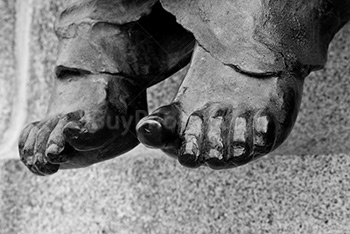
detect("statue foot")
(137, 44), (306, 169)
(19, 73), (146, 175)
(137, 0), (350, 169)
(18, 1), (195, 176)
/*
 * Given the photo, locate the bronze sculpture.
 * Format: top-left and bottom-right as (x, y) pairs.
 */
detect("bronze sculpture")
(18, 0), (350, 175)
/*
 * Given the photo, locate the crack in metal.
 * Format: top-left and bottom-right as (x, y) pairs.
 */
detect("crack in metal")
(223, 63), (282, 79)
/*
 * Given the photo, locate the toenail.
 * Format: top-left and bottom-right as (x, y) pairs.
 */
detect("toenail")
(255, 116), (269, 133)
(253, 113), (277, 156)
(46, 144), (60, 156)
(233, 117), (247, 142)
(233, 145), (246, 157)
(209, 149), (223, 160)
(180, 115), (203, 167)
(136, 119), (165, 148)
(181, 136), (200, 158)
(178, 152), (200, 168)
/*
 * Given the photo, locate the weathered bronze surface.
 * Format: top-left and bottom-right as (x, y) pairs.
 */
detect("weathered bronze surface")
(136, 0), (350, 169)
(18, 0), (350, 174)
(18, 0), (194, 175)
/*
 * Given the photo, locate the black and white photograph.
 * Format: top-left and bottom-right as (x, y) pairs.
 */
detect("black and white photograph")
(1, 0), (350, 233)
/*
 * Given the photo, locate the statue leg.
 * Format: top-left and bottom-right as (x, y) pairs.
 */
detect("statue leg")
(137, 0), (350, 169)
(18, 0), (195, 175)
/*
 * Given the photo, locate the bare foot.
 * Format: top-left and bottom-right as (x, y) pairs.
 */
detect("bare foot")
(18, 73), (148, 175)
(18, 1), (194, 175)
(137, 0), (350, 169)
(137, 44), (306, 169)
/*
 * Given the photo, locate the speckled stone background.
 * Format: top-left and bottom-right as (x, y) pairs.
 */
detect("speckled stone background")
(1, 148), (350, 234)
(277, 26), (350, 155)
(1, 0), (350, 233)
(0, 0), (16, 144)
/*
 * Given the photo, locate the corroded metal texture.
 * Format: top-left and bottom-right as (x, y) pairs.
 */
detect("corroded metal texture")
(18, 0), (194, 175)
(137, 0), (350, 169)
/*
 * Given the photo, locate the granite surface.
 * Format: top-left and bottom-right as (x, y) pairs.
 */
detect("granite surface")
(1, 147), (350, 234)
(0, 0), (16, 143)
(26, 0), (71, 123)
(275, 25), (350, 155)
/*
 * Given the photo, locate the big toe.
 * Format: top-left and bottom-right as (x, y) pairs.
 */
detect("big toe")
(136, 103), (181, 149)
